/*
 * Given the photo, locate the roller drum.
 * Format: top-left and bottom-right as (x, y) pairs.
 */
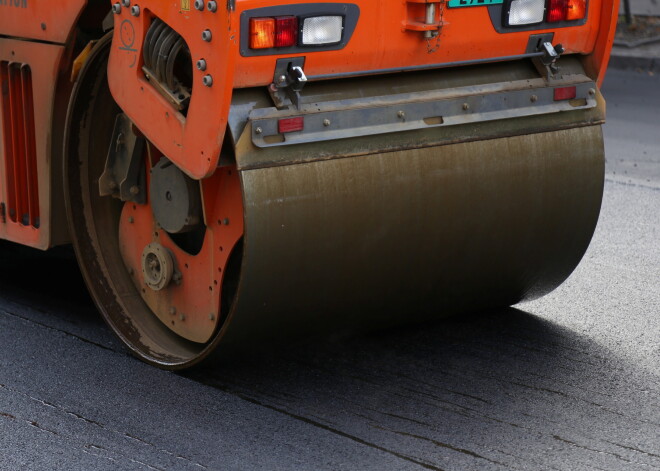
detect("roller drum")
(215, 125), (604, 350)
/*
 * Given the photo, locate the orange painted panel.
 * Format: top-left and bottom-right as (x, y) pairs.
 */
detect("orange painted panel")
(0, 39), (64, 249)
(108, 2), (236, 180)
(231, 0), (606, 87)
(0, 0), (87, 44)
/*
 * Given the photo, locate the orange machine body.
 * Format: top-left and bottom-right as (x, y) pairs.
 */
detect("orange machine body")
(0, 0), (617, 367)
(0, 0), (618, 249)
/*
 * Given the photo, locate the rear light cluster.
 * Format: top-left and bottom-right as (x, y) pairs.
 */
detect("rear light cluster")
(250, 15), (344, 49)
(506, 0), (586, 26)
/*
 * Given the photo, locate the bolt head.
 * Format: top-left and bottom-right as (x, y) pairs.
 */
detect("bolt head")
(112, 3), (122, 14)
(203, 75), (213, 87)
(207, 1), (218, 12)
(462, 103), (470, 111)
(202, 29), (212, 42)
(121, 0), (130, 6)
(255, 127), (263, 134)
(397, 110), (405, 119)
(194, 0), (204, 10)
(530, 95), (538, 103)
(323, 119), (331, 127)
(130, 5), (140, 16)
(196, 59), (207, 71)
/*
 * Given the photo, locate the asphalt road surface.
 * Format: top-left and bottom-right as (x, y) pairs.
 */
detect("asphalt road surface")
(0, 68), (658, 471)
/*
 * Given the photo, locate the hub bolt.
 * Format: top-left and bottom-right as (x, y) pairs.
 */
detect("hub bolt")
(196, 59), (207, 71)
(130, 5), (140, 16)
(207, 1), (218, 12)
(122, 0), (130, 6)
(202, 29), (212, 42)
(194, 0), (204, 10)
(112, 3), (122, 14)
(203, 75), (214, 87)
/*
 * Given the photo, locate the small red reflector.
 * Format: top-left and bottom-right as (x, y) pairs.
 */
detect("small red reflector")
(275, 16), (298, 47)
(554, 86), (577, 101)
(547, 0), (567, 22)
(278, 117), (304, 133)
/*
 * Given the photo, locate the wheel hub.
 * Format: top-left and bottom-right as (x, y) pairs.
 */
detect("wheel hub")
(141, 243), (174, 291)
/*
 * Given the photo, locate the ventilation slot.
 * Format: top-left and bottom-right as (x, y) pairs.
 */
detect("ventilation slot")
(0, 62), (40, 228)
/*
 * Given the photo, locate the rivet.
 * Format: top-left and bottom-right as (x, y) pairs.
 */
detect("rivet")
(194, 0), (204, 10)
(397, 110), (405, 119)
(530, 95), (538, 103)
(196, 59), (207, 71)
(255, 127), (263, 134)
(202, 29), (212, 42)
(128, 216), (134, 223)
(203, 75), (213, 87)
(112, 3), (122, 13)
(277, 74), (287, 84)
(207, 1), (218, 12)
(130, 5), (140, 16)
(462, 103), (469, 111)
(323, 119), (331, 127)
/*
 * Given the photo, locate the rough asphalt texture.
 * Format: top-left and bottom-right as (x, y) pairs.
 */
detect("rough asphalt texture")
(0, 68), (658, 470)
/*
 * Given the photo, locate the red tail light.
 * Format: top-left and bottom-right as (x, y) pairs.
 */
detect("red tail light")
(547, 0), (567, 22)
(275, 16), (298, 47)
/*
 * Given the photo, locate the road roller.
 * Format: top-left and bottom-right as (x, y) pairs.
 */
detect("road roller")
(0, 0), (617, 368)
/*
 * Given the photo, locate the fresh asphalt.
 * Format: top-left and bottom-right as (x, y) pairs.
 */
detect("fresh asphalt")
(0, 67), (658, 471)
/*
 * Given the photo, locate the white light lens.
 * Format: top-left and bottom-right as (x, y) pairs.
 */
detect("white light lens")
(302, 16), (343, 45)
(508, 0), (545, 25)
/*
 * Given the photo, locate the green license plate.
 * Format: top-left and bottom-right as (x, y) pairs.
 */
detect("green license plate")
(448, 0), (503, 7)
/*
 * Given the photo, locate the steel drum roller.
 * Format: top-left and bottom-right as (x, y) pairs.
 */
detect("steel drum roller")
(214, 125), (604, 350)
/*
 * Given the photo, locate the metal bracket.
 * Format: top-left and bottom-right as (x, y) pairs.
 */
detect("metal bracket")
(269, 57), (307, 109)
(526, 33), (564, 81)
(99, 114), (147, 204)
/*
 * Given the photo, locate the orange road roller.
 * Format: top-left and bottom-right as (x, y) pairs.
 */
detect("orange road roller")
(0, 0), (618, 368)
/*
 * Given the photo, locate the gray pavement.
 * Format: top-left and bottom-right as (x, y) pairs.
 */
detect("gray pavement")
(0, 68), (659, 470)
(611, 0), (660, 71)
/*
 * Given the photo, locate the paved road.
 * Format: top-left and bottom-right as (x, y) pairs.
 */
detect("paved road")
(0, 68), (658, 471)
